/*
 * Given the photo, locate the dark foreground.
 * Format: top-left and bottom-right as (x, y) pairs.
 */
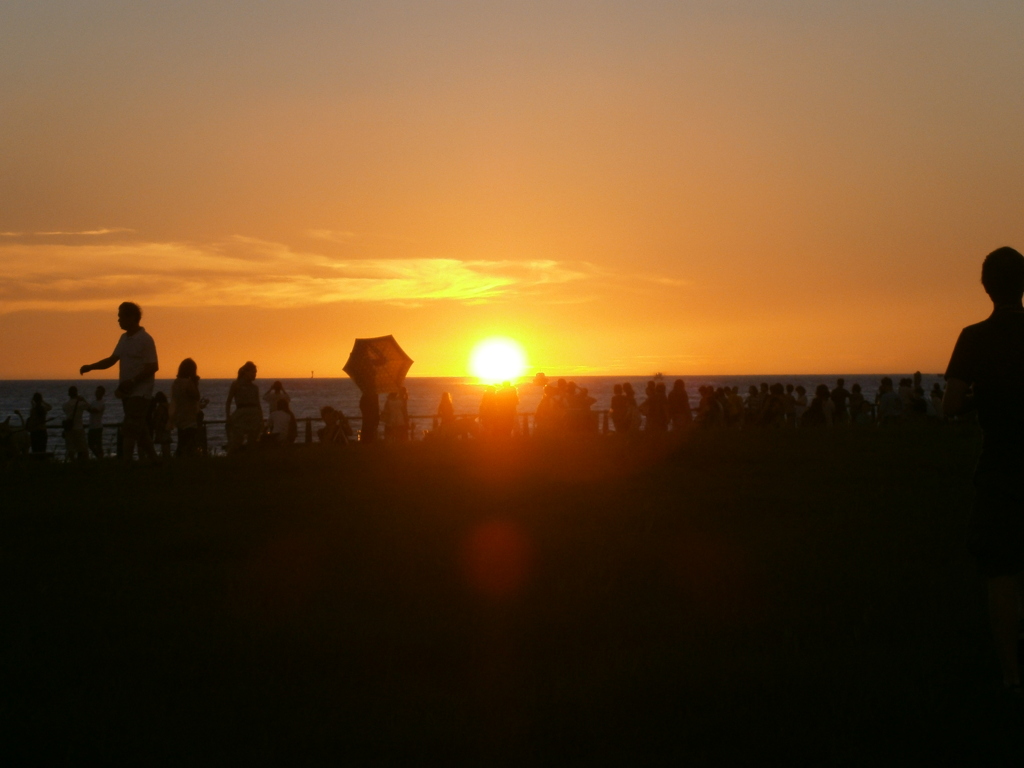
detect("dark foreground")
(1, 426), (1021, 765)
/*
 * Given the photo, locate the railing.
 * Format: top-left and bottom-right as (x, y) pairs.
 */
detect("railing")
(12, 403), (910, 461)
(19, 410), (617, 460)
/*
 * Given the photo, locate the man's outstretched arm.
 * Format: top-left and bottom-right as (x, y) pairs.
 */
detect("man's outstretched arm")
(80, 355), (119, 375)
(942, 378), (971, 418)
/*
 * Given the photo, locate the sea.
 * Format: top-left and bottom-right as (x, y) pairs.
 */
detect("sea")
(1, 373), (945, 458)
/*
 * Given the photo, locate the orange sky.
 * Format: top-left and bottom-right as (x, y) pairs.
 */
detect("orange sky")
(2, 2), (1023, 378)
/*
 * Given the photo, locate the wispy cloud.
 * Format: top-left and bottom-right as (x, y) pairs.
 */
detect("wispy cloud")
(304, 229), (417, 245)
(0, 228), (135, 237)
(304, 229), (357, 242)
(0, 237), (591, 314)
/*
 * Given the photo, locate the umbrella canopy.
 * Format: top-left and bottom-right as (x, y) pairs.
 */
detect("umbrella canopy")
(343, 335), (414, 394)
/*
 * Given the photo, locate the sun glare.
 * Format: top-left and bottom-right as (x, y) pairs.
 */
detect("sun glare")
(469, 338), (527, 383)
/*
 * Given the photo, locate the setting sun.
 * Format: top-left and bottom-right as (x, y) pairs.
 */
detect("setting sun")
(469, 338), (527, 383)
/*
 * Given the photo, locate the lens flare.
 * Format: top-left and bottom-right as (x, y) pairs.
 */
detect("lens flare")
(469, 338), (527, 383)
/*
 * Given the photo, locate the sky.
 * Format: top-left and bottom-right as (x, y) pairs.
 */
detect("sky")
(2, 1), (1023, 378)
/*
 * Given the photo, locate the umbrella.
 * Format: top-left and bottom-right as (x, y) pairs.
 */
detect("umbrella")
(343, 335), (414, 394)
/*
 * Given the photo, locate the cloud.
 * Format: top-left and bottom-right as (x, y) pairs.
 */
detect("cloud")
(0, 228), (135, 237)
(0, 237), (592, 313)
(304, 229), (358, 242)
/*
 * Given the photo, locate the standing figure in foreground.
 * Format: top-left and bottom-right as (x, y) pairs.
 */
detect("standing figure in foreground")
(79, 301), (160, 464)
(667, 380), (692, 432)
(27, 392), (52, 455)
(436, 392), (455, 436)
(62, 386), (88, 462)
(170, 358), (204, 458)
(226, 361), (263, 454)
(382, 392), (406, 441)
(944, 247), (1024, 693)
(359, 383), (380, 444)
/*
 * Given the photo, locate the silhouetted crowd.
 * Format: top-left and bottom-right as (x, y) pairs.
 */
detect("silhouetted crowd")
(0, 301), (959, 463)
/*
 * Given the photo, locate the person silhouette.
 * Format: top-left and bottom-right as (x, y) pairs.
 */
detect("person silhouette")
(667, 380), (692, 432)
(27, 392), (52, 455)
(169, 358), (205, 458)
(264, 381), (291, 413)
(944, 246), (1024, 693)
(436, 392), (455, 437)
(226, 361), (263, 454)
(62, 386), (88, 462)
(359, 383), (380, 443)
(79, 302), (160, 464)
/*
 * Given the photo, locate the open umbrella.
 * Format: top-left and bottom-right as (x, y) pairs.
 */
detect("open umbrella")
(343, 335), (414, 394)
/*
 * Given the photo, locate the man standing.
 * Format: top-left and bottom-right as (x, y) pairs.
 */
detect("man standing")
(87, 385), (106, 459)
(830, 378), (850, 425)
(80, 302), (160, 464)
(944, 247), (1024, 693)
(62, 386), (88, 462)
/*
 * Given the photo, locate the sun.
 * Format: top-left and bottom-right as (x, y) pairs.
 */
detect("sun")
(469, 338), (527, 383)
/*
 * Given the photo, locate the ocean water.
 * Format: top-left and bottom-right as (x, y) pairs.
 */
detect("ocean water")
(1, 373), (945, 457)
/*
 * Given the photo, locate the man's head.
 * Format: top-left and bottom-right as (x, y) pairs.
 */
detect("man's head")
(837, 378), (845, 387)
(68, 386), (78, 398)
(95, 386), (105, 399)
(981, 247), (1024, 305)
(117, 301), (142, 331)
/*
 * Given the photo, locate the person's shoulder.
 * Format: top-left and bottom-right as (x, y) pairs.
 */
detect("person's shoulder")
(960, 317), (992, 334)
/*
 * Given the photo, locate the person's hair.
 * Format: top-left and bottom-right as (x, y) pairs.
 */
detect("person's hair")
(880, 376), (893, 387)
(177, 358), (198, 379)
(816, 384), (830, 398)
(118, 301), (142, 322)
(795, 385), (806, 395)
(837, 378), (845, 386)
(153, 391), (167, 404)
(96, 385), (106, 397)
(851, 383), (861, 393)
(238, 361), (257, 378)
(32, 392), (42, 403)
(272, 381), (283, 390)
(68, 386), (77, 397)
(982, 247), (1024, 304)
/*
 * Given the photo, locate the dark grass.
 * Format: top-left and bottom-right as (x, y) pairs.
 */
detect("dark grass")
(1, 425), (1022, 765)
